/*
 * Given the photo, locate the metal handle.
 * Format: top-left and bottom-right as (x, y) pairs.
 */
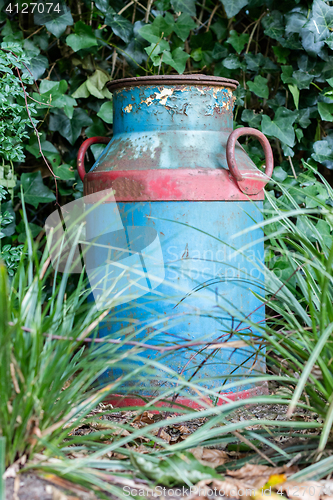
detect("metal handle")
(226, 127), (274, 183)
(77, 136), (111, 182)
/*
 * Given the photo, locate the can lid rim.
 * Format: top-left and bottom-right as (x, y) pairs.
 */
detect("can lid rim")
(107, 74), (239, 91)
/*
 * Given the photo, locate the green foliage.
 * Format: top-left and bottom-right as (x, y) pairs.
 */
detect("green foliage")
(130, 451), (221, 486)
(0, 213), (159, 467)
(0, 48), (36, 163)
(1, 0), (333, 269)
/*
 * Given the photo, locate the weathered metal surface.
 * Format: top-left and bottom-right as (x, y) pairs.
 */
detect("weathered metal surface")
(77, 136), (110, 181)
(78, 74), (273, 405)
(79, 79), (273, 199)
(107, 74), (239, 91)
(226, 127), (274, 195)
(86, 201), (265, 398)
(83, 168), (265, 201)
(105, 383), (269, 411)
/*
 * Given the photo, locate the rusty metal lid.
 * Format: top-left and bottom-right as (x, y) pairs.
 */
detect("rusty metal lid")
(107, 74), (239, 91)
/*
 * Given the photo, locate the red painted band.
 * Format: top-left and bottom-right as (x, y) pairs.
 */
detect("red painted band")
(104, 384), (268, 412)
(84, 168), (265, 201)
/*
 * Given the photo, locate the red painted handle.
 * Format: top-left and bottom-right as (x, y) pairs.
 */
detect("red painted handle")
(226, 127), (274, 182)
(77, 136), (111, 182)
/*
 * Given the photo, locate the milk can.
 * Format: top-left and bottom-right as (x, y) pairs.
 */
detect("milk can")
(77, 75), (274, 409)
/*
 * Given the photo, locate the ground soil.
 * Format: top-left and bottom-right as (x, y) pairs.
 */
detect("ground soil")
(4, 401), (317, 500)
(6, 473), (55, 500)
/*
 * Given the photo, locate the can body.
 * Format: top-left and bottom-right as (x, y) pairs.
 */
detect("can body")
(79, 75), (272, 407)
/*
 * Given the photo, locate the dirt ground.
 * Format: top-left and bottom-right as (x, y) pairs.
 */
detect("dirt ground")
(4, 401), (318, 500)
(6, 474), (57, 500)
(5, 473), (204, 499)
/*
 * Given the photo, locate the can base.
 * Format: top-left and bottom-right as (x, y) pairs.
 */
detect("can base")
(104, 383), (268, 411)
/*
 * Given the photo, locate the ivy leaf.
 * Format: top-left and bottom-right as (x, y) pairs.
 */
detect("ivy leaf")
(301, 29), (326, 59)
(222, 54), (243, 70)
(297, 108), (312, 128)
(281, 66), (296, 85)
(34, 4), (73, 38)
(227, 30), (249, 53)
(139, 15), (174, 43)
(241, 109), (261, 128)
(305, 0), (333, 42)
(26, 138), (60, 165)
(247, 75), (269, 99)
(105, 9), (133, 43)
(72, 81), (90, 98)
(171, 0), (196, 16)
(130, 452), (221, 487)
(288, 84), (300, 110)
(17, 221), (41, 243)
(272, 166), (288, 182)
(262, 10), (285, 43)
(85, 69), (112, 99)
(285, 7), (307, 34)
(86, 118), (108, 160)
(23, 55), (48, 80)
(244, 53), (264, 72)
(145, 39), (169, 57)
(272, 46), (290, 64)
(97, 101), (113, 124)
(212, 43), (228, 60)
(211, 19), (228, 40)
(292, 70), (314, 90)
(20, 171), (55, 208)
(49, 108), (93, 145)
(312, 139), (333, 165)
(66, 21), (98, 52)
(123, 21), (147, 66)
(220, 0), (248, 19)
(54, 164), (76, 181)
(163, 47), (190, 74)
(23, 39), (40, 58)
(318, 102), (333, 122)
(173, 13), (196, 41)
(261, 107), (297, 147)
(94, 0), (109, 13)
(325, 33), (333, 49)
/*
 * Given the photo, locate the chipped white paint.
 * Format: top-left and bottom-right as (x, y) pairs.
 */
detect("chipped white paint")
(141, 88), (174, 106)
(124, 104), (133, 113)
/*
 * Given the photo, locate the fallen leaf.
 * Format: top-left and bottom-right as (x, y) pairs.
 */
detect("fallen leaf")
(3, 461), (20, 478)
(132, 444), (152, 454)
(178, 425), (191, 434)
(151, 427), (171, 443)
(110, 452), (127, 459)
(278, 480), (322, 500)
(191, 477), (255, 499)
(133, 411), (155, 425)
(190, 447), (229, 467)
(227, 464), (287, 478)
(227, 463), (297, 483)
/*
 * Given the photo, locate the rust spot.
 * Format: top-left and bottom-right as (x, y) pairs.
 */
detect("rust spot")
(112, 177), (144, 198)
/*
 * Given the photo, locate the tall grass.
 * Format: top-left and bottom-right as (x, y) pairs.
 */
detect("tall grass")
(3, 163), (333, 495)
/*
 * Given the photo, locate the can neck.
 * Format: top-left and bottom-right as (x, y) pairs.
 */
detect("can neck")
(112, 85), (235, 134)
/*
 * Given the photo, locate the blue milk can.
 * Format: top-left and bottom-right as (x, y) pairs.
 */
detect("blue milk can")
(77, 75), (274, 409)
